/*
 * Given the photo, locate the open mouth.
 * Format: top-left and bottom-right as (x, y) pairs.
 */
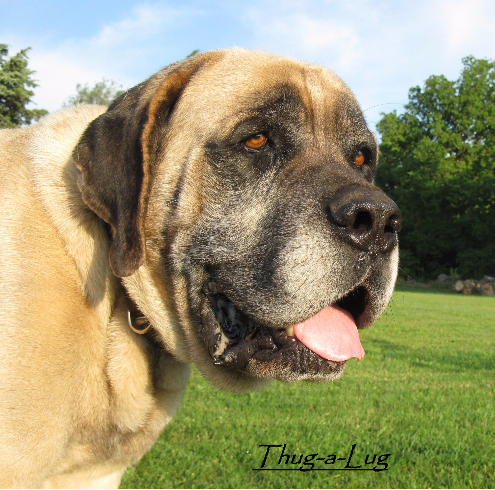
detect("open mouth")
(200, 284), (370, 381)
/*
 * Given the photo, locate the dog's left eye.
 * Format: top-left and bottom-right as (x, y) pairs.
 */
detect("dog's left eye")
(243, 134), (268, 151)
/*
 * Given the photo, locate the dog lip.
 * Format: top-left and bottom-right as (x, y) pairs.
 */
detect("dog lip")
(271, 282), (370, 330)
(205, 279), (370, 331)
(201, 282), (370, 378)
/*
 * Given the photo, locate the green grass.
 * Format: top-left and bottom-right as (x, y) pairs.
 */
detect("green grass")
(121, 289), (495, 489)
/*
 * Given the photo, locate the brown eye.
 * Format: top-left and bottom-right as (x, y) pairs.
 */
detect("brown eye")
(244, 134), (267, 150)
(354, 150), (366, 166)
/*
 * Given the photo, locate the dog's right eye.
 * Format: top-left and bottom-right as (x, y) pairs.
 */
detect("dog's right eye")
(243, 134), (268, 151)
(354, 150), (366, 166)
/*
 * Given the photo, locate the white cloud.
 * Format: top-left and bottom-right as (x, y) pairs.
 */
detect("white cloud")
(247, 9), (362, 73)
(290, 15), (360, 69)
(442, 0), (492, 52)
(28, 52), (105, 112)
(89, 3), (184, 48)
(25, 2), (203, 112)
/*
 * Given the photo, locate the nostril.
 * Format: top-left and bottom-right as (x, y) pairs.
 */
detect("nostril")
(393, 214), (402, 232)
(384, 222), (394, 234)
(385, 214), (402, 234)
(353, 211), (373, 232)
(380, 212), (402, 253)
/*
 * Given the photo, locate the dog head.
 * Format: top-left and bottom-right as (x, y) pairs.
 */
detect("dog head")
(74, 49), (401, 390)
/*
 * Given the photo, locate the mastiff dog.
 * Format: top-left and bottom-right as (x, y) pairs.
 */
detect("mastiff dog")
(0, 48), (401, 488)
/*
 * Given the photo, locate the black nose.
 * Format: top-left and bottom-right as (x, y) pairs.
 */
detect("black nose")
(326, 187), (402, 254)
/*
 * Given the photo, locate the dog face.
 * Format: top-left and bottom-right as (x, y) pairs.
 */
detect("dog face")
(75, 49), (401, 390)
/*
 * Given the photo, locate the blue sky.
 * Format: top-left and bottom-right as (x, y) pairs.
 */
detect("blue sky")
(1, 0), (494, 133)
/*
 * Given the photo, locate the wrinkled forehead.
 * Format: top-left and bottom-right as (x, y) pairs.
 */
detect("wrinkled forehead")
(171, 50), (369, 142)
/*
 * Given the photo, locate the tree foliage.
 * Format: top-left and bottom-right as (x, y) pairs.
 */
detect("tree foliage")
(376, 56), (495, 279)
(0, 44), (48, 128)
(64, 78), (126, 107)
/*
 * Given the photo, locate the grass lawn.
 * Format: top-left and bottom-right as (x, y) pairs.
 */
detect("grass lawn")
(121, 288), (495, 489)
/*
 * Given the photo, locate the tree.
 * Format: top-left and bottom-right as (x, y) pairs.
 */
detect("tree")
(376, 56), (495, 279)
(0, 44), (48, 128)
(64, 78), (126, 107)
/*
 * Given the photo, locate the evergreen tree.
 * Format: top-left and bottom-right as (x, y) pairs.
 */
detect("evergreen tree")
(0, 44), (48, 128)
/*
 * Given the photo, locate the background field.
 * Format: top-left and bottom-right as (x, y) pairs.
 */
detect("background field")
(121, 288), (495, 489)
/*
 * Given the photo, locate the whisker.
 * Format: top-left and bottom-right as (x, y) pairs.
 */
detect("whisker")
(363, 102), (403, 112)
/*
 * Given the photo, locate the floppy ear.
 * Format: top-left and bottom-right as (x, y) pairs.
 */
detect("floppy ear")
(73, 52), (221, 277)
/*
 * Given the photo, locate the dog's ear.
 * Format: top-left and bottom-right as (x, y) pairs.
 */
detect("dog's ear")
(74, 52), (221, 277)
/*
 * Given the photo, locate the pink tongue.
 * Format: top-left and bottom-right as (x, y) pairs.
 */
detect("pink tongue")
(293, 304), (365, 362)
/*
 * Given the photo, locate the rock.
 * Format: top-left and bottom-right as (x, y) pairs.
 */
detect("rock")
(462, 279), (476, 295)
(481, 282), (495, 296)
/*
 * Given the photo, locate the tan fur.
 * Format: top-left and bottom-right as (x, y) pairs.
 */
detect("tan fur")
(0, 106), (189, 487)
(0, 49), (399, 488)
